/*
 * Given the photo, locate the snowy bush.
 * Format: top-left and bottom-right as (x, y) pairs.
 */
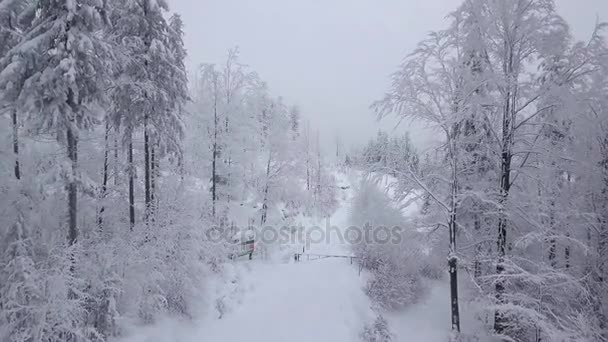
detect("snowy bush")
(0, 219), (43, 342)
(364, 258), (424, 311)
(360, 315), (393, 342)
(350, 180), (441, 310)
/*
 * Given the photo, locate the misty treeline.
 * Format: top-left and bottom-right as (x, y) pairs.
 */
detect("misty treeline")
(365, 0), (608, 340)
(360, 131), (420, 176)
(0, 1), (336, 341)
(192, 48), (338, 227)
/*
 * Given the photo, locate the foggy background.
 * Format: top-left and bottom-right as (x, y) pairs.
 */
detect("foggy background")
(169, 0), (608, 155)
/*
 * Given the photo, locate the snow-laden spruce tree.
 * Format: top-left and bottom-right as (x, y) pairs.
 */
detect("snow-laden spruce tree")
(101, 0), (191, 325)
(360, 131), (420, 203)
(0, 0), (250, 339)
(0, 0), (34, 182)
(108, 0), (187, 227)
(9, 0), (113, 245)
(0, 218), (43, 342)
(0, 1), (114, 339)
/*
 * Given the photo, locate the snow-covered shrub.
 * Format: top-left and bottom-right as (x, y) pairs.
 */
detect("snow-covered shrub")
(0, 219), (43, 342)
(350, 180), (441, 310)
(365, 258), (423, 310)
(360, 314), (393, 342)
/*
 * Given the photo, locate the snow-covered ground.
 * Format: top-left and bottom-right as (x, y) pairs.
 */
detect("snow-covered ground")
(203, 259), (374, 342)
(386, 281), (451, 341)
(116, 170), (457, 342)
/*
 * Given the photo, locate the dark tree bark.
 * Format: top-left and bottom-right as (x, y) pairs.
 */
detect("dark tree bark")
(548, 200), (557, 268)
(211, 90), (218, 218)
(260, 152), (272, 226)
(495, 82), (514, 335)
(144, 118), (151, 222)
(564, 232), (570, 270)
(448, 216), (460, 332)
(114, 126), (119, 186)
(595, 208), (608, 339)
(150, 141), (156, 218)
(128, 131), (135, 230)
(12, 108), (20, 180)
(473, 216), (482, 279)
(97, 120), (111, 230)
(448, 137), (460, 333)
(67, 126), (78, 245)
(306, 159), (310, 191)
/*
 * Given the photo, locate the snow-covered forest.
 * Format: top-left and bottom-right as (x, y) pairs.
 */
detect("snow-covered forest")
(1, 0), (608, 341)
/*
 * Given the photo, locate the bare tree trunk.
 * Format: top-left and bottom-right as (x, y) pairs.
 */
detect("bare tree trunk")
(596, 135), (608, 339)
(448, 139), (461, 333)
(564, 231), (570, 270)
(597, 213), (608, 339)
(150, 141), (156, 219)
(67, 126), (78, 245)
(144, 117), (151, 222)
(12, 108), (20, 180)
(548, 199), (557, 267)
(495, 84), (514, 335)
(306, 158), (310, 191)
(97, 120), (110, 230)
(473, 216), (482, 279)
(114, 126), (119, 186)
(211, 91), (218, 219)
(260, 151), (272, 226)
(305, 124), (311, 191)
(128, 130), (135, 230)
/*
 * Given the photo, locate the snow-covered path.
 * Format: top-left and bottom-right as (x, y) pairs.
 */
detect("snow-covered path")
(199, 172), (374, 342)
(202, 259), (373, 342)
(119, 172), (375, 342)
(117, 171), (456, 342)
(120, 259), (375, 342)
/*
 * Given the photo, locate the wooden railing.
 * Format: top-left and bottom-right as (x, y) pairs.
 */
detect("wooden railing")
(294, 252), (358, 264)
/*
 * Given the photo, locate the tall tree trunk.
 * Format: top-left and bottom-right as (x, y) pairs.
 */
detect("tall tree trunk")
(144, 118), (151, 222)
(114, 126), (119, 186)
(564, 231), (570, 270)
(596, 137), (608, 339)
(260, 152), (272, 226)
(224, 106), (232, 205)
(548, 199), (557, 267)
(473, 215), (482, 279)
(495, 82), (514, 336)
(97, 120), (110, 230)
(211, 92), (218, 218)
(448, 139), (461, 332)
(150, 141), (156, 219)
(12, 108), (20, 180)
(597, 212), (608, 339)
(212, 142), (217, 218)
(305, 126), (310, 191)
(306, 156), (310, 191)
(128, 130), (135, 230)
(67, 126), (78, 245)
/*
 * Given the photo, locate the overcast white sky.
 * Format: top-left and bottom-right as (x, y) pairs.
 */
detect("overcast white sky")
(169, 0), (608, 153)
